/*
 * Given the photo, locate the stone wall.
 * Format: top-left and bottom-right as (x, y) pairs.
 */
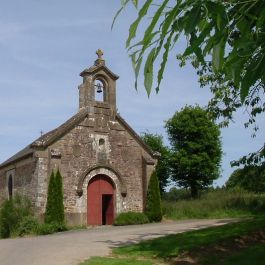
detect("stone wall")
(0, 157), (37, 207)
(32, 111), (155, 225)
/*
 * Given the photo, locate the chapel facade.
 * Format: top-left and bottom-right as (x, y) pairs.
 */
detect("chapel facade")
(0, 51), (157, 226)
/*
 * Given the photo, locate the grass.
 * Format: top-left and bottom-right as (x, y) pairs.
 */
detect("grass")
(114, 216), (265, 258)
(162, 189), (265, 220)
(79, 257), (153, 265)
(202, 242), (265, 265)
(80, 216), (265, 264)
(216, 243), (265, 265)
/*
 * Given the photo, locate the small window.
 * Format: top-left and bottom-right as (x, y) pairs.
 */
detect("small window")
(8, 175), (13, 199)
(94, 79), (104, 102)
(99, 138), (105, 151)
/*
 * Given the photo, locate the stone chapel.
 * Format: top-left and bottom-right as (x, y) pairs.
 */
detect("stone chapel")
(0, 50), (158, 226)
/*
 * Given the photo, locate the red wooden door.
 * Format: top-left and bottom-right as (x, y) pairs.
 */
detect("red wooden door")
(87, 175), (115, 225)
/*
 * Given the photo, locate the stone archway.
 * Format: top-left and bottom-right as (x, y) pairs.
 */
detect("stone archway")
(76, 166), (126, 225)
(87, 174), (115, 225)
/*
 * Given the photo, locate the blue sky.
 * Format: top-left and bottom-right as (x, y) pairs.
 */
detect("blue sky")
(0, 1), (264, 187)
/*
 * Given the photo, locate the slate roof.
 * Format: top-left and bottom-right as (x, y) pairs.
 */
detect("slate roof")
(0, 145), (34, 169)
(0, 109), (157, 169)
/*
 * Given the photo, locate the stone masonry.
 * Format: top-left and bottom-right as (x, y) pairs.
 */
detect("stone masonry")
(0, 50), (158, 226)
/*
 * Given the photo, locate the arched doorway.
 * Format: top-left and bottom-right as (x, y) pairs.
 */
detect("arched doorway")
(87, 174), (115, 225)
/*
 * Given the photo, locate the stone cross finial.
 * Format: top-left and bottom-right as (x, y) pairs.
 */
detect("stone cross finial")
(96, 49), (103, 59)
(94, 49), (105, 66)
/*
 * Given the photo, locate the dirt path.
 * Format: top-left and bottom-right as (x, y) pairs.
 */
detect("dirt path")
(0, 219), (235, 265)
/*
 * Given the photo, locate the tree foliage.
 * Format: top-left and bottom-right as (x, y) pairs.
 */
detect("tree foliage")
(198, 62), (265, 166)
(165, 105), (222, 198)
(117, 0), (265, 100)
(141, 132), (171, 194)
(115, 0), (265, 165)
(45, 169), (65, 225)
(145, 171), (162, 222)
(226, 165), (265, 193)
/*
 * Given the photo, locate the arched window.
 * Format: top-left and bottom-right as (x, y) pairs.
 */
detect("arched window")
(8, 175), (13, 199)
(94, 79), (105, 102)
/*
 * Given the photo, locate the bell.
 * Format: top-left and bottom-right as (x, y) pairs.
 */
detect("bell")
(95, 83), (103, 93)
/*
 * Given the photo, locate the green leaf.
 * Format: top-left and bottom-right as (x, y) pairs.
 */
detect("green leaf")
(144, 48), (156, 96)
(240, 55), (263, 102)
(111, 0), (130, 30)
(142, 0), (169, 48)
(131, 53), (142, 90)
(126, 0), (153, 48)
(257, 6), (265, 27)
(134, 0), (169, 72)
(183, 5), (201, 34)
(212, 38), (225, 72)
(162, 2), (182, 36)
(156, 30), (174, 93)
(183, 22), (213, 58)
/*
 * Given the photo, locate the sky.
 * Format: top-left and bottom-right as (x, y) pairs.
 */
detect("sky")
(0, 0), (264, 187)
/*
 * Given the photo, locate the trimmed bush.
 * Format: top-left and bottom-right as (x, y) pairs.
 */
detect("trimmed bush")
(45, 169), (65, 225)
(145, 171), (162, 222)
(114, 212), (149, 226)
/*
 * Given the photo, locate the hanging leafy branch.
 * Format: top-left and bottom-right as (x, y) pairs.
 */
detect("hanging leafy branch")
(114, 0), (265, 166)
(115, 0), (265, 101)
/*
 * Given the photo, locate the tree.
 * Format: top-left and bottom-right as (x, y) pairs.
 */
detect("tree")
(114, 0), (265, 165)
(165, 105), (222, 198)
(145, 171), (162, 222)
(45, 171), (56, 224)
(54, 169), (65, 225)
(226, 165), (265, 193)
(141, 132), (170, 194)
(45, 169), (65, 225)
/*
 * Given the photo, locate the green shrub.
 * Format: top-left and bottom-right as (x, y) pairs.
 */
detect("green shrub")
(36, 222), (67, 235)
(16, 216), (39, 236)
(36, 223), (57, 235)
(54, 169), (65, 225)
(0, 194), (33, 238)
(45, 171), (56, 224)
(45, 169), (65, 226)
(114, 212), (149, 226)
(0, 199), (16, 238)
(145, 171), (162, 222)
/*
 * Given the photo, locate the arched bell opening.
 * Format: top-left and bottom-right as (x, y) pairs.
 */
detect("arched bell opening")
(94, 79), (106, 102)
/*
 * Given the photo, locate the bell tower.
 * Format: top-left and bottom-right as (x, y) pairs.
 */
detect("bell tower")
(78, 50), (119, 116)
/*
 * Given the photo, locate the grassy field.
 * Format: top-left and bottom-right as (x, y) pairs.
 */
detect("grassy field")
(80, 216), (265, 265)
(162, 189), (265, 219)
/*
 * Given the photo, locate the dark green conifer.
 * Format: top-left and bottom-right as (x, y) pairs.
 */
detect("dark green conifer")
(145, 171), (162, 222)
(44, 169), (65, 225)
(55, 169), (65, 225)
(44, 171), (56, 224)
